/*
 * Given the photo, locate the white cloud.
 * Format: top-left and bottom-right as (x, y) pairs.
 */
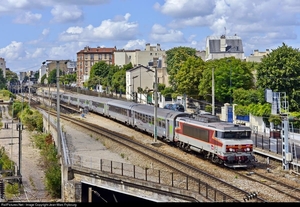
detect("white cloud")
(0, 41), (25, 60)
(123, 39), (146, 50)
(31, 48), (45, 58)
(0, 0), (110, 14)
(150, 24), (186, 43)
(59, 13), (139, 41)
(13, 11), (42, 24)
(51, 5), (83, 23)
(155, 0), (215, 18)
(42, 28), (50, 36)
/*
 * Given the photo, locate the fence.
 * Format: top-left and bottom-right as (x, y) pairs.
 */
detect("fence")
(70, 154), (238, 202)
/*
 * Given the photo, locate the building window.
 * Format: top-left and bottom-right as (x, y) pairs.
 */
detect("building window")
(150, 53), (152, 55)
(90, 54), (94, 59)
(98, 54), (102, 60)
(129, 55), (131, 60)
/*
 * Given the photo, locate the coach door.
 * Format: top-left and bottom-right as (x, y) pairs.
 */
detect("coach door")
(166, 119), (174, 141)
(166, 119), (170, 139)
(128, 109), (133, 126)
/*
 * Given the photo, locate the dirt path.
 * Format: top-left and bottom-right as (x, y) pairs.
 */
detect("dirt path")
(0, 105), (51, 202)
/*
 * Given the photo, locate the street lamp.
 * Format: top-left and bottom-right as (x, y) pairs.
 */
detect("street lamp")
(132, 75), (138, 102)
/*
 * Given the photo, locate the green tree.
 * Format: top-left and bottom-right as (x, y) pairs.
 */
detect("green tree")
(199, 57), (254, 103)
(60, 73), (76, 85)
(48, 69), (63, 84)
(256, 43), (300, 111)
(87, 61), (112, 89)
(0, 68), (7, 89)
(166, 47), (197, 91)
(90, 61), (110, 80)
(41, 74), (47, 85)
(174, 56), (205, 99)
(233, 88), (265, 106)
(111, 67), (126, 94)
(34, 70), (39, 81)
(6, 70), (18, 85)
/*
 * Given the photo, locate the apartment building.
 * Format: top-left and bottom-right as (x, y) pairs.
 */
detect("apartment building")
(114, 43), (166, 68)
(0, 57), (6, 78)
(205, 34), (244, 61)
(76, 46), (115, 87)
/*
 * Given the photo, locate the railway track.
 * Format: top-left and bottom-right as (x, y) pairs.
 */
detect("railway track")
(33, 104), (265, 203)
(29, 94), (299, 202)
(233, 170), (300, 202)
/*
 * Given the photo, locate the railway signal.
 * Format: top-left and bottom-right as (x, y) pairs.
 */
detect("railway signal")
(243, 192), (257, 201)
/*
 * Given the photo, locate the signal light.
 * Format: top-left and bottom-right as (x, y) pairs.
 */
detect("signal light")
(243, 192), (257, 201)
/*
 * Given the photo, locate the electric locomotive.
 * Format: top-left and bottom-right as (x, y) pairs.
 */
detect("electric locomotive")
(174, 114), (256, 168)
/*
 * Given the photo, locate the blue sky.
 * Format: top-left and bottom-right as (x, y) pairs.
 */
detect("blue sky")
(1, 0), (300, 73)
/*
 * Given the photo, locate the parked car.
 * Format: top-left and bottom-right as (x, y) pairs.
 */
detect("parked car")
(172, 103), (185, 112)
(163, 103), (174, 110)
(163, 103), (185, 112)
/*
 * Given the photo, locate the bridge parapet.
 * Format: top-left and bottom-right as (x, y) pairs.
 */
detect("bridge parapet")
(67, 154), (236, 202)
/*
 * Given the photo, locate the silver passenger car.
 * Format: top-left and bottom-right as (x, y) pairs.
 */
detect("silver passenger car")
(106, 100), (139, 125)
(131, 104), (190, 142)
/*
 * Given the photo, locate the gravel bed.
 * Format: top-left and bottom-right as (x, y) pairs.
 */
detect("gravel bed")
(66, 112), (300, 202)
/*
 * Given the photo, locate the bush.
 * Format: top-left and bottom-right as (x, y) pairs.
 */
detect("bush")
(31, 133), (61, 198)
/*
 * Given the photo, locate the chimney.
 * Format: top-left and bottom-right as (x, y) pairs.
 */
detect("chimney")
(220, 35), (226, 52)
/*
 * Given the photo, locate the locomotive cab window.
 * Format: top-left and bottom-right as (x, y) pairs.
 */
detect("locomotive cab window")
(222, 131), (251, 139)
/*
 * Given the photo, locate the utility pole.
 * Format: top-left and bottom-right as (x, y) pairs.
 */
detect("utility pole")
(212, 67), (215, 116)
(56, 61), (61, 155)
(18, 119), (22, 181)
(153, 66), (158, 143)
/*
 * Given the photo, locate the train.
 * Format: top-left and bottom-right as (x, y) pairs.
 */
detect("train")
(36, 89), (256, 168)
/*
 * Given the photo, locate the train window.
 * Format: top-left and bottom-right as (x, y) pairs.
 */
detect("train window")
(142, 114), (146, 123)
(162, 120), (165, 128)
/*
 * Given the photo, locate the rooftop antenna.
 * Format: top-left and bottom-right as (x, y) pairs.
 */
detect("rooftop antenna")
(224, 27), (227, 36)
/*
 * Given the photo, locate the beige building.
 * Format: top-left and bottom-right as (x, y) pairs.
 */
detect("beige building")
(114, 43), (166, 68)
(0, 57), (6, 78)
(41, 60), (70, 83)
(76, 46), (115, 87)
(245, 49), (270, 62)
(126, 57), (169, 107)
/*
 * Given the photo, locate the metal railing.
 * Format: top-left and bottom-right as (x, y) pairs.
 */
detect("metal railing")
(40, 109), (71, 166)
(69, 154), (237, 202)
